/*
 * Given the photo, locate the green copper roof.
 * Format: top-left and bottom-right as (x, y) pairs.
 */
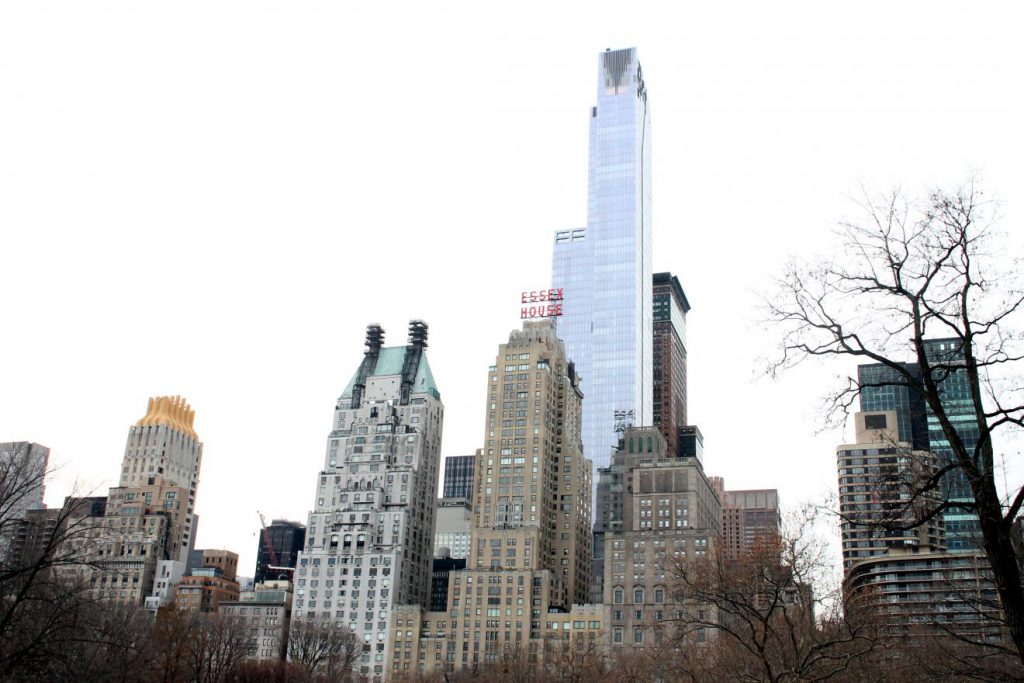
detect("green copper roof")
(340, 346), (439, 400)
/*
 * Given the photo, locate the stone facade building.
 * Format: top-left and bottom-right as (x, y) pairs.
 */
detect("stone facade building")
(293, 321), (443, 681)
(388, 320), (599, 678)
(709, 478), (780, 563)
(75, 397), (203, 606)
(596, 426), (720, 649)
(176, 565), (240, 612)
(195, 548), (238, 580)
(219, 580), (294, 663)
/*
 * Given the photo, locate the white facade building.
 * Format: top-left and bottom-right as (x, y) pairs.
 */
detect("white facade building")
(144, 559), (186, 612)
(294, 322), (443, 681)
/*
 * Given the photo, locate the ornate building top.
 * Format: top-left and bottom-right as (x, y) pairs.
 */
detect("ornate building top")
(135, 395), (197, 439)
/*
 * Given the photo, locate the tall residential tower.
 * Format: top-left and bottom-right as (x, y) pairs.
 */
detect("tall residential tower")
(92, 396), (203, 605)
(837, 411), (1000, 639)
(552, 47), (653, 474)
(652, 272), (690, 456)
(294, 322), (443, 681)
(857, 338), (984, 552)
(388, 320), (598, 678)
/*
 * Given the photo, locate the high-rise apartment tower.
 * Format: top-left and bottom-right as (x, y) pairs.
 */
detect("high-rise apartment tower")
(709, 477), (781, 563)
(857, 338), (984, 552)
(837, 411), (1000, 638)
(553, 46), (653, 474)
(652, 273), (690, 456)
(0, 442), (49, 563)
(294, 322), (443, 681)
(84, 396), (204, 605)
(388, 320), (599, 678)
(596, 426), (720, 647)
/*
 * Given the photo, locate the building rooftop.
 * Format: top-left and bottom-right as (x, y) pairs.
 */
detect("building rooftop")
(340, 345), (438, 400)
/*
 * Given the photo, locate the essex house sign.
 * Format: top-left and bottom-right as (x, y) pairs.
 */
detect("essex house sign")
(520, 288), (564, 319)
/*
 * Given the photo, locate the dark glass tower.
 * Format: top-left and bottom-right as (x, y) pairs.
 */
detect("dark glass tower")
(857, 337), (982, 552)
(254, 519), (306, 583)
(922, 338), (982, 552)
(441, 454), (475, 502)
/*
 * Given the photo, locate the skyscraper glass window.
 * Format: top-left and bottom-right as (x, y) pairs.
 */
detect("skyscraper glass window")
(923, 338), (982, 552)
(552, 47), (653, 474)
(441, 454), (475, 501)
(857, 338), (983, 552)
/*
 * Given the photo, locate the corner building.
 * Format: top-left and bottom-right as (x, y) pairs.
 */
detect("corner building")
(389, 320), (600, 678)
(294, 322), (443, 681)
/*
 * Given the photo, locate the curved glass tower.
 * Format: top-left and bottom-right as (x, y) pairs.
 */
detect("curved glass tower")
(552, 47), (653, 476)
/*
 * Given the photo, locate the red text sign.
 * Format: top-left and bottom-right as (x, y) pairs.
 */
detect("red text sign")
(521, 288), (564, 303)
(520, 288), (564, 319)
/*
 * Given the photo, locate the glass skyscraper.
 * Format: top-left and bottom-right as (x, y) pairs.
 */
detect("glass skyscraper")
(922, 338), (982, 552)
(857, 338), (982, 552)
(552, 47), (653, 474)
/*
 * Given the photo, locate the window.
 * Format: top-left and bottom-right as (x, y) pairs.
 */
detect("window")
(864, 414), (888, 430)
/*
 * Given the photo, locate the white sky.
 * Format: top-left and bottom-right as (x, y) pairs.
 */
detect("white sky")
(3, 1), (1023, 579)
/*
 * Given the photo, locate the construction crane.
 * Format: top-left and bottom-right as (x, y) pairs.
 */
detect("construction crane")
(257, 511), (295, 581)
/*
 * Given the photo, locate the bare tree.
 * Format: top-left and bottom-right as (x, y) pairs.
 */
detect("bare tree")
(227, 659), (310, 683)
(286, 615), (361, 682)
(186, 612), (254, 683)
(0, 445), (108, 680)
(149, 605), (197, 683)
(43, 599), (155, 683)
(765, 183), (1024, 663)
(666, 507), (882, 683)
(539, 636), (609, 683)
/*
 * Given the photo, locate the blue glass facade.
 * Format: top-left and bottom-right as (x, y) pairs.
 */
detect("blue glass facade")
(552, 48), (653, 474)
(922, 339), (982, 552)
